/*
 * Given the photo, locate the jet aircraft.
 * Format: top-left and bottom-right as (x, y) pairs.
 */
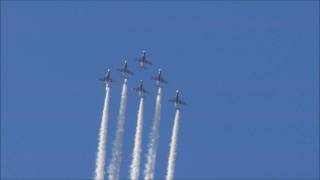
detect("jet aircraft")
(99, 68), (115, 85)
(136, 50), (152, 68)
(169, 90), (186, 109)
(117, 60), (134, 77)
(133, 80), (149, 97)
(151, 69), (168, 87)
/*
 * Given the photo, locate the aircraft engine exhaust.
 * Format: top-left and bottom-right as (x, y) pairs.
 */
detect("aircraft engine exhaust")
(144, 87), (162, 180)
(108, 79), (128, 180)
(165, 109), (181, 180)
(129, 97), (145, 180)
(94, 85), (111, 180)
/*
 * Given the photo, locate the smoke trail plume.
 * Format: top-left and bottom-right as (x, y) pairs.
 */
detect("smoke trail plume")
(129, 97), (144, 180)
(165, 109), (180, 180)
(144, 87), (162, 180)
(94, 85), (111, 180)
(108, 79), (128, 180)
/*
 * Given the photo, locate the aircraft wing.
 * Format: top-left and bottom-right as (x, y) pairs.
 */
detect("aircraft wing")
(99, 77), (115, 82)
(179, 100), (187, 105)
(127, 70), (134, 75)
(145, 60), (153, 65)
(161, 79), (168, 84)
(143, 89), (149, 94)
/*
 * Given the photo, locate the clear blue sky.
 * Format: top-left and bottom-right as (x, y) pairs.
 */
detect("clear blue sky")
(1, 1), (319, 179)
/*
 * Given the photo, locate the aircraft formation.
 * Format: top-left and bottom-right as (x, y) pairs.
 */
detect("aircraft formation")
(99, 50), (186, 109)
(95, 50), (185, 180)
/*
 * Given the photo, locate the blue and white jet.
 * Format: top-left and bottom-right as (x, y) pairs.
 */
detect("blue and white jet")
(117, 60), (134, 77)
(136, 50), (152, 68)
(152, 69), (168, 87)
(133, 80), (149, 97)
(99, 69), (115, 85)
(169, 90), (186, 109)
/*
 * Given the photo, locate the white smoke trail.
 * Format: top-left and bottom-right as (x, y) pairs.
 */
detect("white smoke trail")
(108, 79), (128, 180)
(129, 97), (144, 180)
(144, 87), (162, 180)
(165, 109), (180, 180)
(94, 85), (111, 180)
